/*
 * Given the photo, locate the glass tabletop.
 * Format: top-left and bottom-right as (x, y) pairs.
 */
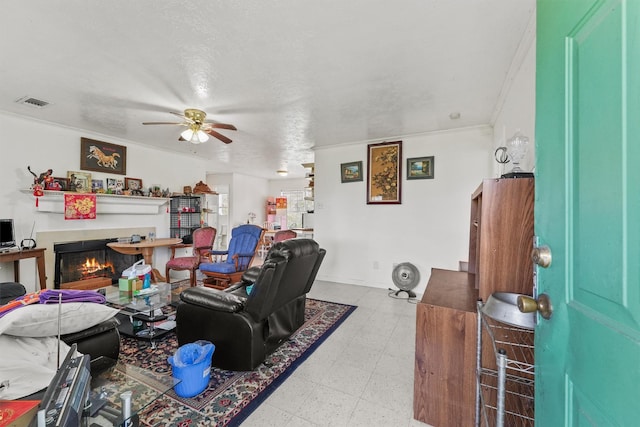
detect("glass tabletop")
(102, 282), (172, 314)
(86, 357), (179, 426)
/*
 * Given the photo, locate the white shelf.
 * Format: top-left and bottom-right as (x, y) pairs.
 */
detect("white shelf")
(23, 190), (170, 215)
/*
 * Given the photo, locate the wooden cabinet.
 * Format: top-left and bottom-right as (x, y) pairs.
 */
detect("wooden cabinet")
(414, 269), (478, 426)
(469, 178), (534, 301)
(413, 177), (534, 426)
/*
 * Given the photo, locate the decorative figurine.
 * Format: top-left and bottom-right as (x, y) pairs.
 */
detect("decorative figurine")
(28, 166), (53, 207)
(27, 166), (53, 187)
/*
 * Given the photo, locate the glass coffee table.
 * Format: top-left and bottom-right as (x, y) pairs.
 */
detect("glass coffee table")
(86, 357), (179, 426)
(101, 283), (182, 341)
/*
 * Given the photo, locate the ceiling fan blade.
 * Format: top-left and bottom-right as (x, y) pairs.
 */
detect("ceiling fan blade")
(203, 122), (237, 131)
(171, 111), (198, 124)
(205, 129), (233, 144)
(169, 111), (187, 119)
(142, 122), (185, 125)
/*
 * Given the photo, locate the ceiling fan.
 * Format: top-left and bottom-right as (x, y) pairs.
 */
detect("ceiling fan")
(142, 108), (237, 144)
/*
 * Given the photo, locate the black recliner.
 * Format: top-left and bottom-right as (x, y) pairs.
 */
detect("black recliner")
(176, 238), (326, 371)
(0, 282), (120, 366)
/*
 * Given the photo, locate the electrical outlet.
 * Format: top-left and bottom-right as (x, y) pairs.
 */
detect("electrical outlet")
(373, 261), (379, 270)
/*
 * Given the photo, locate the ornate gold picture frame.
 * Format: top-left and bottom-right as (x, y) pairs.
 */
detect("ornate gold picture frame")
(366, 141), (402, 204)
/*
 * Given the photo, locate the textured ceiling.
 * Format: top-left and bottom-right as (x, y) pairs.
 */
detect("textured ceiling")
(0, 0), (535, 179)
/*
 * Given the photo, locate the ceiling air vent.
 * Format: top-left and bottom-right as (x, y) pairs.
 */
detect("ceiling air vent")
(15, 96), (50, 108)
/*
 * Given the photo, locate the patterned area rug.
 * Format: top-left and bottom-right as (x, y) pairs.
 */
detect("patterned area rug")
(118, 297), (356, 426)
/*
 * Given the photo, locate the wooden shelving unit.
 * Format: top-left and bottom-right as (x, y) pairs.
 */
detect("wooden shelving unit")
(413, 177), (534, 427)
(468, 178), (535, 301)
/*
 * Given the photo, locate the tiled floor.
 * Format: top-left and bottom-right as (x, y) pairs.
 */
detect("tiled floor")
(240, 280), (433, 427)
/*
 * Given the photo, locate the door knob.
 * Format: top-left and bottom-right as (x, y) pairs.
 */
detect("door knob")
(517, 294), (553, 320)
(532, 245), (552, 268)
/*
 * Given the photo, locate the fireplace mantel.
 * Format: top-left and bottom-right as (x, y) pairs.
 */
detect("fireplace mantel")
(23, 190), (170, 215)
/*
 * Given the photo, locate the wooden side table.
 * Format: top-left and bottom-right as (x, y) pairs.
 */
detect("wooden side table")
(107, 238), (182, 283)
(0, 248), (47, 290)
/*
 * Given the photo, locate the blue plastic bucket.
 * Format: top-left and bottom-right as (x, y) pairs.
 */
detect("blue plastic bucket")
(168, 341), (215, 398)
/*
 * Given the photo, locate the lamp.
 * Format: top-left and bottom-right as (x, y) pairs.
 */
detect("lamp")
(501, 131), (534, 178)
(181, 126), (209, 144)
(276, 169), (288, 176)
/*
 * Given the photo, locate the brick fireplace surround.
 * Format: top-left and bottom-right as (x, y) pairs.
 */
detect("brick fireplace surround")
(37, 227), (155, 289)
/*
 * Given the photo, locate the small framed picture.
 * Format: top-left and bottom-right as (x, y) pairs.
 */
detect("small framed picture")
(340, 161), (364, 183)
(407, 156), (434, 180)
(124, 177), (143, 191)
(91, 179), (104, 192)
(106, 178), (118, 191)
(114, 179), (125, 195)
(67, 171), (92, 193)
(46, 177), (69, 191)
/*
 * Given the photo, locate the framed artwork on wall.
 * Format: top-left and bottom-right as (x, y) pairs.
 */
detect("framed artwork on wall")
(407, 156), (435, 180)
(80, 137), (127, 175)
(366, 141), (402, 204)
(340, 161), (363, 183)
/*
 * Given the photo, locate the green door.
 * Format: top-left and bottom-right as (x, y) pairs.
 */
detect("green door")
(535, 0), (640, 424)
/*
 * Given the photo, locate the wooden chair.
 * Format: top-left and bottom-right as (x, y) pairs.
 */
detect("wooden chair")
(273, 229), (297, 243)
(165, 226), (216, 287)
(199, 224), (264, 289)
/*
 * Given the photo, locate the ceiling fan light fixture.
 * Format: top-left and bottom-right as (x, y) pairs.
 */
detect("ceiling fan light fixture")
(181, 127), (209, 144)
(276, 169), (288, 176)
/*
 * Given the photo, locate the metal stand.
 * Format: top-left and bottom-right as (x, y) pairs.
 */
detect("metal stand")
(393, 289), (416, 298)
(476, 302), (535, 426)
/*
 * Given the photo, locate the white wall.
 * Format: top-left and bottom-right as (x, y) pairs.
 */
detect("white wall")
(492, 17), (536, 175)
(0, 112), (209, 286)
(314, 127), (494, 295)
(207, 173), (270, 227)
(230, 173), (270, 227)
(309, 30), (536, 296)
(269, 178), (308, 198)
(207, 174), (307, 229)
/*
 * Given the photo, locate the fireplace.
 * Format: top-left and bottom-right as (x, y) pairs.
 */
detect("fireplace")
(54, 238), (142, 289)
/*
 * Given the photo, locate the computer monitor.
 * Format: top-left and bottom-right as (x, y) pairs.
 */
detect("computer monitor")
(0, 219), (15, 248)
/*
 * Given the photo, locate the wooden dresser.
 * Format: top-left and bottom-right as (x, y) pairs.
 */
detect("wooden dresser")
(414, 268), (478, 426)
(413, 178), (534, 426)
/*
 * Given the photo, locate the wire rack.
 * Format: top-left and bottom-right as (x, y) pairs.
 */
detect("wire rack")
(476, 301), (535, 427)
(169, 196), (202, 238)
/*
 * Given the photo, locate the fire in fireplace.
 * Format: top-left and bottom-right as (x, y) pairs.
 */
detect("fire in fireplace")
(54, 238), (141, 289)
(78, 257), (115, 280)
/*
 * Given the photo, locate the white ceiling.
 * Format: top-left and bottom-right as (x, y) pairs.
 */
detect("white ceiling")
(0, 1), (535, 179)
